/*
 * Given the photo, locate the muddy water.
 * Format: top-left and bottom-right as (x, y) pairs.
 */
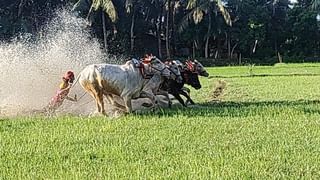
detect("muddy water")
(0, 10), (106, 117)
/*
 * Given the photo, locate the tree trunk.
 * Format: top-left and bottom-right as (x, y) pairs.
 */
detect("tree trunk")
(87, 4), (94, 20)
(18, 0), (25, 17)
(193, 40), (196, 59)
(228, 33), (231, 60)
(157, 4), (164, 59)
(205, 36), (210, 59)
(102, 12), (108, 54)
(171, 2), (176, 56)
(112, 24), (117, 37)
(166, 0), (171, 58)
(278, 52), (283, 63)
(231, 43), (238, 59)
(130, 11), (136, 54)
(205, 13), (212, 59)
(216, 38), (221, 59)
(275, 40), (281, 63)
(252, 39), (258, 53)
(215, 50), (218, 59)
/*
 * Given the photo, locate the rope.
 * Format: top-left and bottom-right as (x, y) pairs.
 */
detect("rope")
(76, 91), (87, 102)
(77, 99), (93, 107)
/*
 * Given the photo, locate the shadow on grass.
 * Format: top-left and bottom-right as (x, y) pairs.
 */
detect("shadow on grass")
(2, 100), (320, 120)
(136, 99), (320, 118)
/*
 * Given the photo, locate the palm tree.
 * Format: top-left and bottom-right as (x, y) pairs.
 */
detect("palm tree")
(92, 0), (118, 53)
(125, 0), (135, 53)
(73, 0), (118, 53)
(166, 0), (172, 58)
(155, 0), (165, 58)
(179, 0), (232, 58)
(18, 0), (25, 17)
(312, 0), (320, 9)
(125, 0), (148, 54)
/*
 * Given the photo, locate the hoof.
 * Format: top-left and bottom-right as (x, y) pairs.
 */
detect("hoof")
(112, 110), (124, 118)
(89, 111), (106, 117)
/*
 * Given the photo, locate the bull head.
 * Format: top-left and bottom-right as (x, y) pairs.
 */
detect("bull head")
(193, 60), (209, 77)
(169, 61), (183, 83)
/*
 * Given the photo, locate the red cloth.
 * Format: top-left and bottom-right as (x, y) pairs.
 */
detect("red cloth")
(48, 88), (70, 110)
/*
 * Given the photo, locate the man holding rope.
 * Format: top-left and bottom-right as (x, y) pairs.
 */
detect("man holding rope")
(45, 71), (77, 113)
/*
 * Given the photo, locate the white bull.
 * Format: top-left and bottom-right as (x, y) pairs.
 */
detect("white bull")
(76, 57), (171, 115)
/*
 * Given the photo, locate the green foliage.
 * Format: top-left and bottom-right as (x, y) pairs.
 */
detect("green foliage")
(0, 0), (319, 63)
(0, 0), (69, 40)
(312, 0), (320, 9)
(285, 7), (320, 57)
(179, 0), (231, 31)
(91, 0), (118, 22)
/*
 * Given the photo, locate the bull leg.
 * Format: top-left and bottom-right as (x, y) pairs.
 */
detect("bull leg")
(181, 87), (191, 104)
(179, 90), (195, 105)
(84, 87), (101, 114)
(91, 89), (102, 114)
(104, 93), (127, 111)
(171, 92), (187, 107)
(97, 91), (106, 115)
(140, 91), (156, 107)
(95, 96), (101, 113)
(157, 90), (172, 107)
(123, 96), (132, 113)
(104, 94), (113, 104)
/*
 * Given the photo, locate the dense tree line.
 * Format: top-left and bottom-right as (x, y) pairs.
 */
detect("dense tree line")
(0, 0), (319, 65)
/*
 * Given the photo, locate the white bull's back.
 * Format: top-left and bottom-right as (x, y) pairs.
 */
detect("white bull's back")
(79, 63), (144, 97)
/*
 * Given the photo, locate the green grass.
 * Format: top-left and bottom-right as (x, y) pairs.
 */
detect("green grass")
(2, 63), (320, 179)
(210, 63), (320, 77)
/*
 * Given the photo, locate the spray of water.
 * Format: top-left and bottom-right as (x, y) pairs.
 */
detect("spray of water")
(0, 9), (115, 117)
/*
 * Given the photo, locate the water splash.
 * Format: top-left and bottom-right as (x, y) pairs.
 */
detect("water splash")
(0, 9), (110, 117)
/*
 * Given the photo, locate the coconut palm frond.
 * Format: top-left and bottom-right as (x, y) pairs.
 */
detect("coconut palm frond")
(125, 0), (133, 13)
(90, 0), (117, 22)
(91, 0), (101, 11)
(101, 0), (118, 22)
(174, 1), (181, 10)
(178, 9), (194, 32)
(187, 0), (197, 10)
(312, 0), (320, 9)
(72, 0), (83, 12)
(193, 7), (204, 24)
(216, 0), (232, 26)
